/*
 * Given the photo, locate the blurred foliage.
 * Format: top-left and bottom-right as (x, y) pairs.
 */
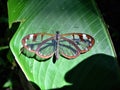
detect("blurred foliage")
(0, 0), (24, 90)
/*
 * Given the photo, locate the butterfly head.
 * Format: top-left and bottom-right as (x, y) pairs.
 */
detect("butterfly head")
(56, 31), (60, 34)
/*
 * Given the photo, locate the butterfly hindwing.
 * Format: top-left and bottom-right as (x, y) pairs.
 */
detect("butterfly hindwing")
(35, 37), (56, 59)
(59, 37), (81, 59)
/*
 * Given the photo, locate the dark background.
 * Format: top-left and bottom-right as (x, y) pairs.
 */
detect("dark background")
(96, 0), (120, 62)
(0, 0), (120, 90)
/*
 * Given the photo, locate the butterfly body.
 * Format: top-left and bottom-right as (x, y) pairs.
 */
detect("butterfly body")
(21, 31), (95, 60)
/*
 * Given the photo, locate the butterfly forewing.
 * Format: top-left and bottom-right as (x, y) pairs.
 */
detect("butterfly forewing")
(62, 33), (95, 54)
(22, 33), (54, 51)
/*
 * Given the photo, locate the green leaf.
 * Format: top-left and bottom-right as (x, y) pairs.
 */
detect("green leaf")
(8, 0), (119, 89)
(0, 46), (9, 51)
(3, 79), (12, 89)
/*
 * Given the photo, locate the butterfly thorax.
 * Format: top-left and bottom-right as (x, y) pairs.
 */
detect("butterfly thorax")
(54, 31), (60, 60)
(55, 31), (60, 40)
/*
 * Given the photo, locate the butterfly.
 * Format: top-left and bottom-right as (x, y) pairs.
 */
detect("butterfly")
(21, 31), (95, 60)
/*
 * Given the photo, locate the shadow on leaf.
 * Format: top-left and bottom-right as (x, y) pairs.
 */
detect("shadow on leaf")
(52, 54), (120, 90)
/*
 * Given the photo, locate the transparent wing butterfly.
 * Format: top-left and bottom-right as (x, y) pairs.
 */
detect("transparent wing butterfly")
(21, 31), (95, 60)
